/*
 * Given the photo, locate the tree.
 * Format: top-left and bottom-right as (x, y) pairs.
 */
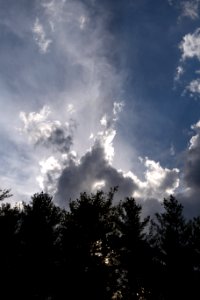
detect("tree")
(18, 192), (62, 299)
(59, 189), (118, 300)
(186, 216), (200, 298)
(149, 196), (193, 299)
(114, 197), (151, 299)
(0, 188), (12, 201)
(0, 203), (21, 299)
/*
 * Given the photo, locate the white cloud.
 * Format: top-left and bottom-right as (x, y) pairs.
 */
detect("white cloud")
(131, 158), (180, 200)
(180, 28), (200, 60)
(98, 128), (116, 163)
(32, 18), (52, 53)
(19, 104), (180, 208)
(144, 158), (179, 194)
(187, 78), (200, 94)
(189, 120), (200, 149)
(37, 155), (62, 192)
(19, 106), (76, 153)
(178, 28), (200, 96)
(100, 115), (108, 127)
(66, 104), (75, 114)
(53, 147), (180, 206)
(175, 65), (184, 81)
(40, 156), (61, 174)
(92, 180), (105, 192)
(113, 101), (124, 117)
(19, 106), (51, 131)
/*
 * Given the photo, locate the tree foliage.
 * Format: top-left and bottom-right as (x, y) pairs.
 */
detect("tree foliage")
(0, 188), (12, 201)
(0, 190), (200, 299)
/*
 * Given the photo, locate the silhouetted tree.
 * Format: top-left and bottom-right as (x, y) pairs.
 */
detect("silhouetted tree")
(18, 192), (62, 299)
(0, 188), (12, 201)
(0, 203), (21, 299)
(186, 216), (200, 298)
(1, 188), (200, 299)
(59, 189), (118, 300)
(150, 196), (193, 299)
(113, 197), (152, 299)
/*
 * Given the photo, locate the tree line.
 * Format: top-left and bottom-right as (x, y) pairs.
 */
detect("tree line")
(0, 188), (200, 299)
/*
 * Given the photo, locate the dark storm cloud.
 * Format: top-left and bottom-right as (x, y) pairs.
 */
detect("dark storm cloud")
(176, 121), (200, 218)
(184, 149), (200, 189)
(184, 121), (200, 189)
(55, 141), (137, 206)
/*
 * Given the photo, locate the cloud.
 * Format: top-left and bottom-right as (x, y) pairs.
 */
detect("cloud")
(180, 28), (200, 60)
(54, 151), (179, 208)
(177, 28), (200, 96)
(21, 104), (180, 209)
(168, 0), (174, 6)
(55, 141), (137, 206)
(186, 78), (200, 94)
(33, 104), (137, 202)
(0, 0), (183, 217)
(174, 65), (184, 81)
(41, 125), (179, 208)
(175, 120), (200, 217)
(19, 106), (76, 153)
(131, 158), (179, 200)
(170, 143), (176, 156)
(169, 0), (200, 20)
(184, 120), (200, 187)
(32, 18), (52, 53)
(180, 1), (200, 20)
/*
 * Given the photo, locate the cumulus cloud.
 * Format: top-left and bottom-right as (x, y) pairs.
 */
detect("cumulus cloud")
(130, 158), (179, 200)
(20, 104), (180, 209)
(54, 144), (180, 207)
(186, 78), (200, 94)
(32, 18), (52, 53)
(55, 141), (137, 206)
(178, 28), (200, 96)
(34, 104), (136, 202)
(41, 122), (179, 208)
(19, 106), (76, 153)
(180, 28), (200, 60)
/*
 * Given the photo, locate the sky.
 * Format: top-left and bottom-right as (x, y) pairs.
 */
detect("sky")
(1, 0), (200, 217)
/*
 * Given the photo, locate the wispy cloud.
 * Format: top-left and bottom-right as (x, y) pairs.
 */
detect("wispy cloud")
(32, 18), (52, 53)
(174, 65), (184, 81)
(180, 0), (200, 20)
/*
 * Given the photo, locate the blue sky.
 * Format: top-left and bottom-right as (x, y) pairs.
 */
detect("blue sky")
(1, 0), (200, 216)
